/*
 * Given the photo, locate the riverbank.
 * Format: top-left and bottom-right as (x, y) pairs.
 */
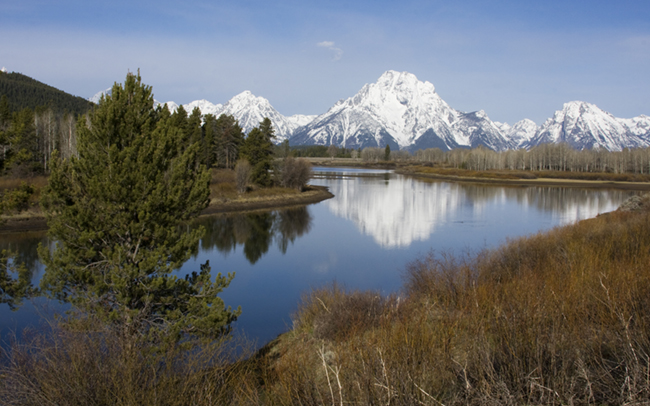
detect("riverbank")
(5, 194), (649, 405)
(0, 185), (334, 233)
(397, 165), (650, 190)
(250, 193), (650, 405)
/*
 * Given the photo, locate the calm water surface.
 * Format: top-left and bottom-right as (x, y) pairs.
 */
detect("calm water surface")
(0, 168), (640, 347)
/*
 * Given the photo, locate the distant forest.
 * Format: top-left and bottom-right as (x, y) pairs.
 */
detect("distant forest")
(0, 71), (93, 115)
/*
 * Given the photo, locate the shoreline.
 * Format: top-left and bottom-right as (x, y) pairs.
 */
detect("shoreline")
(397, 169), (650, 191)
(0, 185), (334, 234)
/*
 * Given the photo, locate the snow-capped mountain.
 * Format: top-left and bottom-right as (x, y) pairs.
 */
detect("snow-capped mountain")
(91, 71), (650, 152)
(182, 99), (222, 117)
(525, 101), (650, 151)
(90, 88), (314, 143)
(215, 91), (315, 143)
(163, 92), (315, 143)
(290, 70), (512, 151)
(496, 119), (538, 149)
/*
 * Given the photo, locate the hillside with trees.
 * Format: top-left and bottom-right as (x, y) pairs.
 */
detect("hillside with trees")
(0, 71), (92, 115)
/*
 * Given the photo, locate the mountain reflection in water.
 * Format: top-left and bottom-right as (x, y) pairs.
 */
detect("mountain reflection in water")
(316, 169), (637, 248)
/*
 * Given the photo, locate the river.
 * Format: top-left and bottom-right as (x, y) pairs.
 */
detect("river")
(0, 167), (640, 347)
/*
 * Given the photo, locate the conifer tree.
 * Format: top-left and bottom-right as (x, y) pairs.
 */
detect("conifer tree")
(209, 114), (244, 169)
(240, 117), (275, 186)
(39, 72), (239, 345)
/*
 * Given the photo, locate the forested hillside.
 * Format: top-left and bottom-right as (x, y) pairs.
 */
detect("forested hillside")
(0, 71), (92, 115)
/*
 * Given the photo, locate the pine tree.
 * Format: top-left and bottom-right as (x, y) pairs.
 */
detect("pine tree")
(240, 117), (275, 186)
(209, 114), (244, 169)
(39, 72), (239, 345)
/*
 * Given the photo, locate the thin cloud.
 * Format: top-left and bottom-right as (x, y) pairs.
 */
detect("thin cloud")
(317, 40), (343, 61)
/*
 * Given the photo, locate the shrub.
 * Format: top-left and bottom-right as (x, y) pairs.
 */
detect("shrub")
(280, 157), (312, 190)
(234, 159), (251, 193)
(0, 182), (34, 214)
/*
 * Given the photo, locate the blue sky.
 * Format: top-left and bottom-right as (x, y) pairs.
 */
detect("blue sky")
(1, 0), (649, 124)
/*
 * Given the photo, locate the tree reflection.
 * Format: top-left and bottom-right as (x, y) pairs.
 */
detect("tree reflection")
(0, 231), (47, 282)
(196, 206), (312, 264)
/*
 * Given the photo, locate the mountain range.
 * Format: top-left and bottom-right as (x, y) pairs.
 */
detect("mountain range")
(91, 71), (650, 152)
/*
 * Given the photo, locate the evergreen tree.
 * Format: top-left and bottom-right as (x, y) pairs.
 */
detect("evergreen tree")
(209, 114), (244, 169)
(187, 106), (203, 147)
(240, 117), (275, 186)
(2, 108), (41, 175)
(39, 72), (239, 345)
(201, 114), (216, 167)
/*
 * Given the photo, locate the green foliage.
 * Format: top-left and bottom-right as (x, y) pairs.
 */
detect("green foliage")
(239, 117), (275, 186)
(0, 71), (92, 115)
(1, 107), (42, 175)
(292, 144), (353, 158)
(384, 144), (391, 161)
(0, 182), (34, 213)
(38, 72), (239, 345)
(207, 114), (244, 169)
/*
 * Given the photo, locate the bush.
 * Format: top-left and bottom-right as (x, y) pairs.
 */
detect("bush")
(0, 182), (34, 214)
(280, 157), (312, 190)
(234, 159), (251, 193)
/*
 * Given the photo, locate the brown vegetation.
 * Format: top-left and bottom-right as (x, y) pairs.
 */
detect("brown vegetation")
(258, 201), (650, 405)
(0, 323), (260, 406)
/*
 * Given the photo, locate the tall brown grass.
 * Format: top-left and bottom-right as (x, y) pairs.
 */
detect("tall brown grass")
(262, 208), (650, 405)
(0, 323), (260, 406)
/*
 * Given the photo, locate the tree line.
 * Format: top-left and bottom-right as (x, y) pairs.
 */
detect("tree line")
(360, 143), (650, 174)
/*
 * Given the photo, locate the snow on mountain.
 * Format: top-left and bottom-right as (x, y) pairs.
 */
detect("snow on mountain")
(158, 100), (179, 112)
(182, 99), (223, 117)
(496, 119), (538, 149)
(215, 91), (310, 143)
(291, 70), (512, 151)
(89, 87), (112, 104)
(286, 114), (318, 129)
(90, 72), (650, 152)
(452, 110), (514, 151)
(525, 101), (650, 151)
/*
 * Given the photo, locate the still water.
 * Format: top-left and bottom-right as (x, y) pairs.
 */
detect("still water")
(0, 168), (640, 347)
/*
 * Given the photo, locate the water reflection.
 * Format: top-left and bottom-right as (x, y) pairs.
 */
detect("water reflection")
(195, 206), (313, 264)
(319, 174), (637, 249)
(0, 231), (47, 281)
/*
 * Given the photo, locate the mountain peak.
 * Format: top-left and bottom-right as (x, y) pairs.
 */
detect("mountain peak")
(229, 90), (259, 102)
(375, 70), (436, 95)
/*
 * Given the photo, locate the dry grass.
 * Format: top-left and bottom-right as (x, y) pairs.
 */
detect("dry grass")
(0, 176), (48, 193)
(260, 205), (650, 405)
(209, 168), (300, 204)
(0, 323), (261, 406)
